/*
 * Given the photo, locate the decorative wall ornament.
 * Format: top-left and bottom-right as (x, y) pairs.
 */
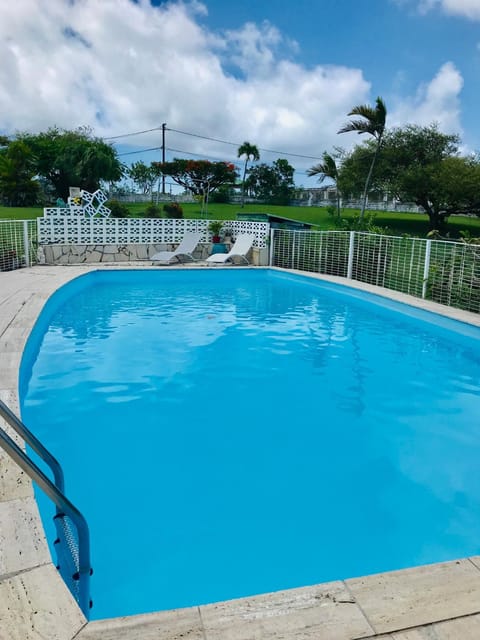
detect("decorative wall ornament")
(44, 188), (111, 218)
(80, 189), (111, 218)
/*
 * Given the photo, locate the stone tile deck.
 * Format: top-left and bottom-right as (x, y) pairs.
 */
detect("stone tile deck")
(1, 264), (480, 640)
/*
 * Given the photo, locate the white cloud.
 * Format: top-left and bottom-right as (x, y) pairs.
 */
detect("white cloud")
(0, 0), (467, 179)
(390, 62), (464, 134)
(405, 0), (480, 19)
(0, 0), (370, 171)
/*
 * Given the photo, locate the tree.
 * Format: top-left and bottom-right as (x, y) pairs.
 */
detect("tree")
(128, 161), (162, 196)
(245, 158), (295, 205)
(237, 141), (260, 208)
(338, 124), (480, 232)
(338, 96), (387, 222)
(154, 159), (238, 199)
(16, 127), (124, 200)
(0, 140), (40, 206)
(308, 152), (341, 217)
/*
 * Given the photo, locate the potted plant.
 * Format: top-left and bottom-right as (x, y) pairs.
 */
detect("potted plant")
(208, 221), (223, 243)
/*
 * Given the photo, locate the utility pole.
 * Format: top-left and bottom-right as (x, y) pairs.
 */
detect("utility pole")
(161, 123), (166, 194)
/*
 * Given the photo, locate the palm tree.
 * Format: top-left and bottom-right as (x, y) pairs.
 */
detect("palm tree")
(237, 141), (260, 207)
(338, 96), (387, 222)
(307, 152), (341, 218)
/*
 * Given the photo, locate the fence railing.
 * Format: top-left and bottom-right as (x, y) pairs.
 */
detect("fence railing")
(0, 220), (38, 270)
(3, 220), (480, 314)
(37, 217), (269, 248)
(272, 229), (480, 314)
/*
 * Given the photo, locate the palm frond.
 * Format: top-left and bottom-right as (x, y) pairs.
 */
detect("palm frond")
(307, 163), (328, 178)
(348, 105), (378, 120)
(339, 97), (387, 138)
(307, 153), (338, 181)
(338, 119), (376, 135)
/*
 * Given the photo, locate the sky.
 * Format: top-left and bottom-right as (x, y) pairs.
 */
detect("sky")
(1, 0), (479, 188)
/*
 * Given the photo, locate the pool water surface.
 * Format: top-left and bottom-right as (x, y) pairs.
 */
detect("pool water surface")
(20, 269), (480, 619)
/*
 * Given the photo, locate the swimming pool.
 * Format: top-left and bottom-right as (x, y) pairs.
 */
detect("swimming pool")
(20, 269), (480, 620)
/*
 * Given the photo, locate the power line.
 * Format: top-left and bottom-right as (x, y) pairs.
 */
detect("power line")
(105, 126), (163, 141)
(108, 124), (323, 162)
(118, 145), (236, 161)
(168, 127), (323, 161)
(118, 146), (162, 157)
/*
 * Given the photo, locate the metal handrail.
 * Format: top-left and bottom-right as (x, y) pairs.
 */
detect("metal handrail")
(0, 400), (65, 494)
(0, 403), (91, 615)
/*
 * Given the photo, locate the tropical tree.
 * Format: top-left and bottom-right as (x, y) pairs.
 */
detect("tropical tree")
(16, 127), (124, 200)
(128, 161), (162, 196)
(245, 159), (295, 205)
(0, 140), (40, 206)
(155, 159), (238, 200)
(237, 141), (260, 207)
(307, 151), (341, 217)
(338, 124), (480, 232)
(338, 96), (387, 222)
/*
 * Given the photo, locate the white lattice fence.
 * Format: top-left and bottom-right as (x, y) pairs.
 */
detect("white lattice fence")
(38, 218), (269, 248)
(273, 230), (351, 276)
(272, 229), (480, 313)
(0, 220), (37, 270)
(427, 240), (480, 310)
(352, 233), (427, 296)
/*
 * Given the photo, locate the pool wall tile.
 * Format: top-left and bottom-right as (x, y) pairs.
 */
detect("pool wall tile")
(389, 613), (480, 638)
(346, 559), (480, 634)
(199, 582), (375, 639)
(0, 496), (50, 575)
(0, 450), (32, 502)
(466, 556), (480, 571)
(75, 607), (204, 640)
(0, 564), (86, 640)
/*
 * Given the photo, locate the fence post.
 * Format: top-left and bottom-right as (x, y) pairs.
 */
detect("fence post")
(422, 239), (432, 299)
(269, 228), (274, 266)
(22, 221), (30, 267)
(347, 231), (355, 279)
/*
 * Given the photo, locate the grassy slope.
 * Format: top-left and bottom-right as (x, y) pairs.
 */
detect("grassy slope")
(2, 202), (480, 238)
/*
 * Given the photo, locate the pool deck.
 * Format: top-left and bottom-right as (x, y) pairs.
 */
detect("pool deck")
(2, 263), (480, 640)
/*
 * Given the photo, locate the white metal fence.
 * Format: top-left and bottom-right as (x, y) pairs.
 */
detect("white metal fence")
(272, 229), (480, 313)
(37, 217), (269, 248)
(3, 220), (480, 315)
(0, 220), (37, 270)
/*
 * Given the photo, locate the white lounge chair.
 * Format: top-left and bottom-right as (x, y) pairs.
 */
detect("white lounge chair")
(206, 233), (255, 265)
(151, 232), (202, 264)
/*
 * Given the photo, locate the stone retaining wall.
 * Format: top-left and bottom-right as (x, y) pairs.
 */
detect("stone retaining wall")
(38, 244), (269, 266)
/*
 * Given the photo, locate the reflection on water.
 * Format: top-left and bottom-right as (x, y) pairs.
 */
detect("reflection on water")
(21, 269), (480, 620)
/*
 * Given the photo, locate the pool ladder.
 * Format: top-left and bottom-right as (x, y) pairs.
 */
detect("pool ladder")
(0, 399), (92, 616)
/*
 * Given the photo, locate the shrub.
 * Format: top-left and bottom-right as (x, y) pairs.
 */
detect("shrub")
(144, 204), (162, 218)
(163, 202), (183, 219)
(106, 199), (130, 218)
(210, 187), (231, 203)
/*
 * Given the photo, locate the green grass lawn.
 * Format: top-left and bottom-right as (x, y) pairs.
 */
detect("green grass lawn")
(2, 201), (480, 239)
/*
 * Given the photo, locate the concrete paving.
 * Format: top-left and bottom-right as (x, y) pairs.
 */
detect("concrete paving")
(1, 264), (480, 640)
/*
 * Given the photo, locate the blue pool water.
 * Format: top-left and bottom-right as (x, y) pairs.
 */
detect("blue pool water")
(20, 269), (480, 620)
